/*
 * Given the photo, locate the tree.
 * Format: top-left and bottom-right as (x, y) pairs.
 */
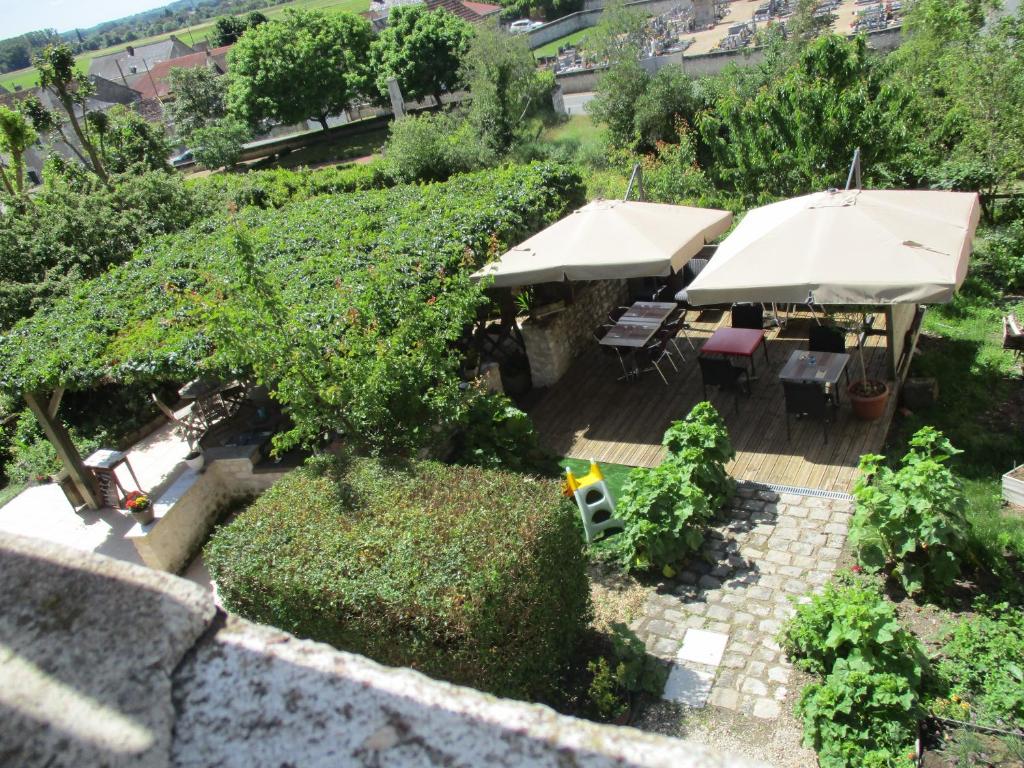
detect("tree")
(227, 10), (373, 131)
(93, 105), (171, 174)
(190, 117), (251, 169)
(211, 11), (268, 46)
(461, 23), (544, 152)
(166, 66), (228, 138)
(211, 16), (247, 46)
(34, 44), (110, 185)
(369, 6), (473, 105)
(631, 66), (702, 149)
(587, 58), (649, 148)
(0, 105), (37, 195)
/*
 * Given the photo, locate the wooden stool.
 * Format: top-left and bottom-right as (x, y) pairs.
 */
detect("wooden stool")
(82, 449), (142, 509)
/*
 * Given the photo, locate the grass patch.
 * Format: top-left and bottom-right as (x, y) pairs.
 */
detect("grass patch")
(0, 482), (26, 510)
(559, 457), (634, 501)
(533, 29), (590, 59)
(540, 114), (604, 147)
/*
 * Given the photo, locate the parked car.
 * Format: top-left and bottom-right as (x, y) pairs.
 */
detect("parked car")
(169, 149), (194, 167)
(509, 19), (542, 33)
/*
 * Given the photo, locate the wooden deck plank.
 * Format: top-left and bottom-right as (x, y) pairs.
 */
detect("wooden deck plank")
(529, 311), (897, 493)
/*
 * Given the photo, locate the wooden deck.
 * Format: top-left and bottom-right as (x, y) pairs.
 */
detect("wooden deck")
(528, 310), (897, 493)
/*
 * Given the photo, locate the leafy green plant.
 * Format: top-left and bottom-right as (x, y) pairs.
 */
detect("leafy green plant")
(586, 657), (627, 721)
(452, 391), (543, 472)
(796, 656), (921, 768)
(615, 403), (734, 573)
(205, 454), (591, 703)
(850, 427), (973, 595)
(585, 623), (667, 722)
(780, 572), (928, 684)
(934, 599), (1024, 728)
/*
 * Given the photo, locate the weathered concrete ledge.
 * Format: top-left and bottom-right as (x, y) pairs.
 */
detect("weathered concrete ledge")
(0, 532), (768, 768)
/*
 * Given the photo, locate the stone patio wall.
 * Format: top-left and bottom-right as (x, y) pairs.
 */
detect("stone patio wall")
(0, 532), (768, 768)
(521, 280), (629, 388)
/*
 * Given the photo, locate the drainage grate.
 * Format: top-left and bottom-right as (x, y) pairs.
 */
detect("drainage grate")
(744, 481), (853, 502)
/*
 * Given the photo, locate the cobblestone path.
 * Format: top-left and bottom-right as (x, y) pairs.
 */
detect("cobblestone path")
(630, 483), (853, 719)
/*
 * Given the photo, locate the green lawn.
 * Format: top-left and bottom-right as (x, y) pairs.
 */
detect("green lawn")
(0, 0), (370, 92)
(533, 29), (590, 59)
(559, 457), (635, 501)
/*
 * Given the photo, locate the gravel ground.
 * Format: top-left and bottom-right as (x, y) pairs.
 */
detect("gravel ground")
(632, 679), (818, 768)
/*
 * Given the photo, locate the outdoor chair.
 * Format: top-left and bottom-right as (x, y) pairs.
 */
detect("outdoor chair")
(608, 306), (630, 324)
(635, 337), (675, 385)
(731, 302), (765, 330)
(683, 258), (710, 287)
(150, 394), (203, 451)
(658, 321), (689, 360)
(594, 324), (632, 378)
(782, 380), (832, 444)
(809, 324), (850, 384)
(1004, 313), (1024, 363)
(698, 356), (750, 412)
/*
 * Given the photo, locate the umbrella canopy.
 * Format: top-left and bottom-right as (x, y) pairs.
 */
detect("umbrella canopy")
(472, 199), (732, 288)
(684, 189), (981, 306)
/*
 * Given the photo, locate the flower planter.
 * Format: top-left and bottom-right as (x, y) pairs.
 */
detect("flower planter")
(184, 450), (205, 471)
(848, 380), (890, 421)
(1002, 463), (1024, 507)
(130, 505), (155, 526)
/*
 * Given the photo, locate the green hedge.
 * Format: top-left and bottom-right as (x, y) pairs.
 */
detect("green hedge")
(205, 455), (592, 702)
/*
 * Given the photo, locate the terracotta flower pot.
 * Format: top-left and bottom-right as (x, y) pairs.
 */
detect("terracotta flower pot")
(848, 380), (890, 421)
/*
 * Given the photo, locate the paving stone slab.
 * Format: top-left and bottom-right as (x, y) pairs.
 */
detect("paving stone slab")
(677, 629), (730, 667)
(662, 665), (715, 707)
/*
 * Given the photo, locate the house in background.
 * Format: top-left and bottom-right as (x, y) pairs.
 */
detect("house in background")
(126, 45), (232, 103)
(88, 36), (196, 88)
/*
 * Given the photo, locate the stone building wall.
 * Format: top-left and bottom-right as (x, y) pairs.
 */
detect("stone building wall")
(520, 280), (629, 388)
(0, 531), (767, 768)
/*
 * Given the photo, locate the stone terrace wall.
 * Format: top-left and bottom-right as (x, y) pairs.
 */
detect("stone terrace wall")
(554, 25), (904, 93)
(521, 280), (629, 388)
(0, 532), (768, 768)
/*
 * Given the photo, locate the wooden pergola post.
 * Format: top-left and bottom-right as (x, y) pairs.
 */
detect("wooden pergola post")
(24, 390), (102, 510)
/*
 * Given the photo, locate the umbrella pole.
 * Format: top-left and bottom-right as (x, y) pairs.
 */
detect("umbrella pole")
(845, 148), (862, 191)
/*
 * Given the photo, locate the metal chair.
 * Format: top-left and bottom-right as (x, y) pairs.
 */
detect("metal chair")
(608, 306), (630, 324)
(782, 380), (832, 443)
(594, 323), (631, 378)
(731, 303), (765, 330)
(698, 356), (750, 412)
(658, 320), (689, 360)
(635, 337), (674, 385)
(809, 324), (850, 384)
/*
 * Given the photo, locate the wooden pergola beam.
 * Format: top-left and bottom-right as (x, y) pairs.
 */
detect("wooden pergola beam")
(24, 390), (101, 510)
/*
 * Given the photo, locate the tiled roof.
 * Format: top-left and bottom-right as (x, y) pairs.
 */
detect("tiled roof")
(127, 45), (232, 101)
(87, 35), (195, 84)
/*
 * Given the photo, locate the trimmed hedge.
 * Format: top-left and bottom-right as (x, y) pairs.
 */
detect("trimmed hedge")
(205, 455), (592, 702)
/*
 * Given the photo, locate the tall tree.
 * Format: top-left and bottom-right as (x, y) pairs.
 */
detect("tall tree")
(461, 23), (542, 152)
(34, 44), (110, 185)
(0, 105), (36, 195)
(227, 9), (373, 131)
(20, 93), (89, 166)
(166, 66), (228, 138)
(369, 6), (473, 105)
(93, 105), (171, 174)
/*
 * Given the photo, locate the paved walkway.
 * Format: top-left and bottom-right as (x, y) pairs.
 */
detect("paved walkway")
(631, 483), (852, 719)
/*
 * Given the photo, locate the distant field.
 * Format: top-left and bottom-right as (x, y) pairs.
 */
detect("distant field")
(0, 0), (369, 92)
(532, 29), (589, 58)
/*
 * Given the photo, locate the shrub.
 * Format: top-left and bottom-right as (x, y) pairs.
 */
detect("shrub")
(970, 220), (1024, 293)
(616, 403), (734, 573)
(205, 455), (592, 702)
(451, 391), (544, 472)
(850, 427), (973, 595)
(796, 656), (921, 768)
(585, 623), (667, 722)
(780, 572), (928, 684)
(382, 110), (494, 183)
(935, 599), (1024, 728)
(189, 117), (251, 170)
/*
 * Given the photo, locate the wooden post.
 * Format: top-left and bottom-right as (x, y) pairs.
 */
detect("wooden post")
(24, 391), (101, 510)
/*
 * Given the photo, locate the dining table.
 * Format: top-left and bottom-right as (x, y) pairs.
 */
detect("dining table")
(778, 350), (850, 403)
(699, 327), (769, 375)
(617, 301), (677, 327)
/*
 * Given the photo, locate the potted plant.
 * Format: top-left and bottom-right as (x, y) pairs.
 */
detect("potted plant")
(125, 491), (155, 525)
(184, 449), (205, 471)
(833, 310), (890, 421)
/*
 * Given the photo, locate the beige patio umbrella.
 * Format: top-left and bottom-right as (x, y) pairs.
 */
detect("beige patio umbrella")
(684, 189), (981, 306)
(472, 199), (733, 288)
